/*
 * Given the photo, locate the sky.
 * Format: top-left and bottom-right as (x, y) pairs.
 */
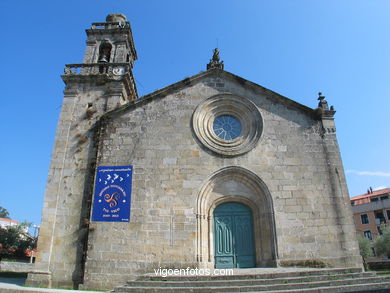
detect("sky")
(0, 0), (389, 227)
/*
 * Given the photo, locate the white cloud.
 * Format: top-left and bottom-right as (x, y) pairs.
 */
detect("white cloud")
(373, 186), (387, 191)
(346, 170), (390, 177)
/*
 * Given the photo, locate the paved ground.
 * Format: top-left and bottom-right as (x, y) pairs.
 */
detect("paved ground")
(0, 277), (26, 286)
(0, 277), (105, 293)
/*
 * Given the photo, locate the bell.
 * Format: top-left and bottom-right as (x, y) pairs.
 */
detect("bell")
(98, 55), (109, 63)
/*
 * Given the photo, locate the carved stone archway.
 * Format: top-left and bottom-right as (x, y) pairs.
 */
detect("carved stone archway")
(196, 166), (277, 268)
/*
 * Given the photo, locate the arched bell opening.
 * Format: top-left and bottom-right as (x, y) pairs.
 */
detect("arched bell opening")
(98, 41), (112, 73)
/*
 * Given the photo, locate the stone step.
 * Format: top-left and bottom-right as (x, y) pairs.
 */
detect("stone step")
(112, 276), (390, 292)
(140, 267), (363, 281)
(261, 282), (390, 293)
(126, 272), (375, 287)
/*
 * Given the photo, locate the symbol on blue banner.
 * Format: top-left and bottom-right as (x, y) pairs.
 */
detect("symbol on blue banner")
(92, 166), (132, 222)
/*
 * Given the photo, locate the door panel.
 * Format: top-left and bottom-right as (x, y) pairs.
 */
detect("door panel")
(214, 202), (255, 268)
(234, 215), (255, 268)
(215, 215), (234, 268)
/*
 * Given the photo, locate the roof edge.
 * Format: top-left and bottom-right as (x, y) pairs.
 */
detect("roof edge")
(350, 188), (390, 200)
(103, 68), (319, 119)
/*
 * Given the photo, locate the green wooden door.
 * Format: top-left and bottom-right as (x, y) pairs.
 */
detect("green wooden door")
(214, 202), (256, 268)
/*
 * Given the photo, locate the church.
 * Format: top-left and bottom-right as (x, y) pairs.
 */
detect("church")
(27, 14), (362, 290)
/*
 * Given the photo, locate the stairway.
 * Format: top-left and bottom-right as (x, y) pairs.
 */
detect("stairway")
(111, 268), (390, 293)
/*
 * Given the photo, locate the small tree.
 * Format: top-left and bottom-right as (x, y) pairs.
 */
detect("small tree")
(0, 222), (36, 260)
(357, 235), (372, 269)
(0, 206), (10, 219)
(374, 224), (390, 258)
(357, 235), (373, 259)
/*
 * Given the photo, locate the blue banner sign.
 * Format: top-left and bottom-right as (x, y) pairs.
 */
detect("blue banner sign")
(92, 166), (132, 222)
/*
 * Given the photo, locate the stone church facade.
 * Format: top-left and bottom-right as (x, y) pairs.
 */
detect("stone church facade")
(27, 14), (362, 290)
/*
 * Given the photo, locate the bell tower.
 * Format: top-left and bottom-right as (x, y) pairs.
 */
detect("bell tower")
(26, 14), (138, 289)
(65, 13), (138, 105)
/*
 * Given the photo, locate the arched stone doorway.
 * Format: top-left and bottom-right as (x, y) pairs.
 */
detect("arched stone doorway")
(196, 166), (277, 269)
(214, 202), (256, 268)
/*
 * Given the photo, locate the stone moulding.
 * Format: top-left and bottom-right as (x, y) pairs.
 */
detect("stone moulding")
(192, 93), (263, 156)
(195, 166), (277, 268)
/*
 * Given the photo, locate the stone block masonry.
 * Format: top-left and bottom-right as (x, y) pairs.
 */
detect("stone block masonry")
(28, 14), (362, 291)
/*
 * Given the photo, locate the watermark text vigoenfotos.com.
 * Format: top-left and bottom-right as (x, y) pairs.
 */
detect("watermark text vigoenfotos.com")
(154, 267), (234, 277)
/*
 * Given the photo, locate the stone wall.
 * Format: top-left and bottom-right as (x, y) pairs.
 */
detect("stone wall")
(26, 78), (130, 289)
(0, 262), (34, 273)
(80, 73), (361, 290)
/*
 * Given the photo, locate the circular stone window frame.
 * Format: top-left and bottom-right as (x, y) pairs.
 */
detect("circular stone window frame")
(192, 94), (263, 156)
